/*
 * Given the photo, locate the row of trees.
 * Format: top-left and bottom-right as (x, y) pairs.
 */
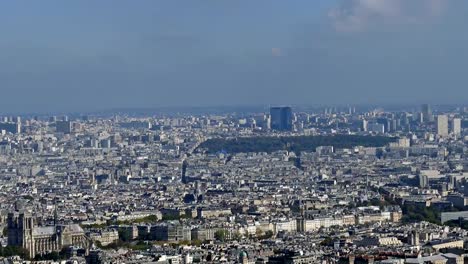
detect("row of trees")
(0, 246), (28, 258)
(97, 240), (152, 251)
(401, 204), (441, 225)
(34, 250), (68, 261)
(445, 219), (468, 229)
(82, 214), (184, 229)
(214, 229), (274, 242)
(199, 135), (396, 154)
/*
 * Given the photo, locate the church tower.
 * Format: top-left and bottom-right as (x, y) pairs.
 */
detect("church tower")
(19, 213), (35, 258)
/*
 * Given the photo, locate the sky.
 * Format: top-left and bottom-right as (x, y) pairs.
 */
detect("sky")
(1, 0), (468, 113)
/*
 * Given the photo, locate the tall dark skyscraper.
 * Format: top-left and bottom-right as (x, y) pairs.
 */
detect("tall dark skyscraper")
(270, 106), (293, 131)
(56, 120), (72, 134)
(0, 117), (21, 134)
(421, 104), (433, 123)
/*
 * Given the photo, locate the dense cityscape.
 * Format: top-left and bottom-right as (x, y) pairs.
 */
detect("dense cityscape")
(4, 0), (468, 263)
(0, 104), (466, 263)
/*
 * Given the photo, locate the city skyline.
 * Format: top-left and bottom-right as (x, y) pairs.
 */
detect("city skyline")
(2, 1), (468, 263)
(0, 102), (466, 262)
(0, 103), (467, 117)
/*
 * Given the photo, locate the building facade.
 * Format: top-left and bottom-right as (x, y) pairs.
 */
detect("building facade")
(437, 115), (449, 137)
(270, 106), (293, 131)
(7, 212), (89, 258)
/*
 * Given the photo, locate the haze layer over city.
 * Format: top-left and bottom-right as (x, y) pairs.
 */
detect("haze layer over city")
(2, 0), (468, 113)
(1, 1), (468, 264)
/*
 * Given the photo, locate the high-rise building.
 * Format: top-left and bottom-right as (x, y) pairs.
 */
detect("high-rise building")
(437, 115), (449, 137)
(0, 121), (21, 134)
(362, 119), (368, 132)
(451, 118), (462, 136)
(421, 104), (433, 123)
(417, 112), (424, 123)
(376, 118), (390, 132)
(270, 106), (293, 131)
(261, 114), (271, 130)
(56, 120), (72, 134)
(368, 123), (385, 134)
(419, 175), (428, 188)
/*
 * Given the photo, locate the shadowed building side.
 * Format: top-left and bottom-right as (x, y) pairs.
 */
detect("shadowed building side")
(7, 212), (89, 259)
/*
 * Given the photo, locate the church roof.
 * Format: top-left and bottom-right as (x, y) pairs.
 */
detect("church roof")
(32, 224), (84, 236)
(32, 226), (55, 236)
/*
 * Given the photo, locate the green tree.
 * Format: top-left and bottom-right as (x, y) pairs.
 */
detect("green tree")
(191, 239), (202, 246)
(118, 229), (132, 242)
(0, 246), (28, 258)
(198, 135), (396, 154)
(263, 230), (274, 239)
(255, 229), (264, 237)
(320, 237), (333, 247)
(232, 232), (242, 241)
(214, 229), (229, 242)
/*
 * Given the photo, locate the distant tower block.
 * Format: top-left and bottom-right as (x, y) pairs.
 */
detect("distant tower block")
(421, 104), (433, 123)
(270, 106), (293, 131)
(437, 115), (449, 137)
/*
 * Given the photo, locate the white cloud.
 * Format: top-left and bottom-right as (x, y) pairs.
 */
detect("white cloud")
(329, 0), (446, 32)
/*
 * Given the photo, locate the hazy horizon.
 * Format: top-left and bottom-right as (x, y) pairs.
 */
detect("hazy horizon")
(2, 0), (468, 113)
(1, 103), (464, 117)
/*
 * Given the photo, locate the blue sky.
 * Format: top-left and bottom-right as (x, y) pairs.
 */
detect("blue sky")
(0, 0), (467, 113)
